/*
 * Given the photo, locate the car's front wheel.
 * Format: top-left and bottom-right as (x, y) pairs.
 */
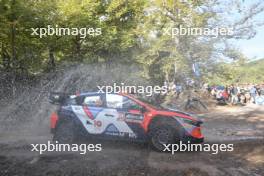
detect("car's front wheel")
(149, 122), (181, 151)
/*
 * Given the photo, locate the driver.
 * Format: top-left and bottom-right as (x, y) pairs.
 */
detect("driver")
(95, 98), (103, 107)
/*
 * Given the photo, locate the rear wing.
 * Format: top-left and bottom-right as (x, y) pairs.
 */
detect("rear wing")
(48, 92), (71, 105)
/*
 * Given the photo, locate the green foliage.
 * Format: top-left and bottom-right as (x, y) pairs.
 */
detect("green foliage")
(206, 59), (264, 85)
(0, 0), (146, 73)
(136, 0), (216, 83)
(0, 0), (263, 87)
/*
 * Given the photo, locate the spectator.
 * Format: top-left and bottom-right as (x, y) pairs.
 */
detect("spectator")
(222, 87), (229, 101)
(230, 85), (238, 105)
(175, 83), (182, 98)
(250, 85), (257, 103)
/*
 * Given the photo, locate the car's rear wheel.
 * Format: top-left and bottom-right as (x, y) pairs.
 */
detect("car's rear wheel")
(53, 120), (76, 143)
(149, 125), (179, 151)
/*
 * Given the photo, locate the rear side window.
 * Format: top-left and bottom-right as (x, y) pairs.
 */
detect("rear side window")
(65, 97), (77, 105)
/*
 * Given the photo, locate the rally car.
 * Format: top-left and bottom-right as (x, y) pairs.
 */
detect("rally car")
(49, 92), (204, 151)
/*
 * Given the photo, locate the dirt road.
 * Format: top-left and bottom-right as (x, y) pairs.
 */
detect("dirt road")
(0, 105), (263, 176)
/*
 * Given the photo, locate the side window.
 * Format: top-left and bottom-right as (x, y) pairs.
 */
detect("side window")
(106, 94), (141, 110)
(123, 98), (141, 110)
(83, 95), (103, 107)
(106, 94), (123, 108)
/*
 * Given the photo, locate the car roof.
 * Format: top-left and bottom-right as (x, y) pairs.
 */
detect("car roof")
(77, 92), (139, 101)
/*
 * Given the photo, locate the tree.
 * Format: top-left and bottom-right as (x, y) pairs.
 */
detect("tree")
(136, 0), (264, 85)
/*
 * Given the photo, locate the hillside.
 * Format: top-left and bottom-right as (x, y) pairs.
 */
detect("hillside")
(239, 58), (264, 83)
(247, 58), (264, 67)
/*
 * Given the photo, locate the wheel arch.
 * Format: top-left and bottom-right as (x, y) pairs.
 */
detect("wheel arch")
(147, 115), (181, 133)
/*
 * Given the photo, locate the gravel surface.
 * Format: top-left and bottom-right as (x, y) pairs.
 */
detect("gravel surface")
(0, 104), (263, 176)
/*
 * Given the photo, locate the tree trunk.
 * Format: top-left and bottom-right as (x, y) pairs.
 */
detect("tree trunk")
(48, 47), (56, 70)
(73, 36), (82, 61)
(10, 0), (16, 69)
(1, 44), (11, 71)
(10, 0), (17, 98)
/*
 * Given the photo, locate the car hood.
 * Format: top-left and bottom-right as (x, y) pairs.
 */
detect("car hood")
(155, 106), (202, 122)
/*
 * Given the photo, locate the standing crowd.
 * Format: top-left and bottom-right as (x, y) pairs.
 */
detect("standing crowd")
(206, 84), (264, 105)
(162, 80), (264, 106)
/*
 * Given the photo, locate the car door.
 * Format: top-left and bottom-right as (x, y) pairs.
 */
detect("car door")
(104, 94), (146, 140)
(71, 94), (106, 135)
(121, 96), (147, 140)
(99, 93), (136, 138)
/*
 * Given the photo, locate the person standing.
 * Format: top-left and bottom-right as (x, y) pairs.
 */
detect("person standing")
(250, 85), (257, 104)
(222, 87), (229, 102)
(230, 85), (238, 105)
(175, 83), (182, 98)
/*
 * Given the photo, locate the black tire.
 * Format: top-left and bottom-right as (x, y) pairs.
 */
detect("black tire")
(53, 120), (76, 143)
(149, 124), (180, 152)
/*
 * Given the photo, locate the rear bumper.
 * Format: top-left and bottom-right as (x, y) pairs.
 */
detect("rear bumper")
(50, 112), (58, 134)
